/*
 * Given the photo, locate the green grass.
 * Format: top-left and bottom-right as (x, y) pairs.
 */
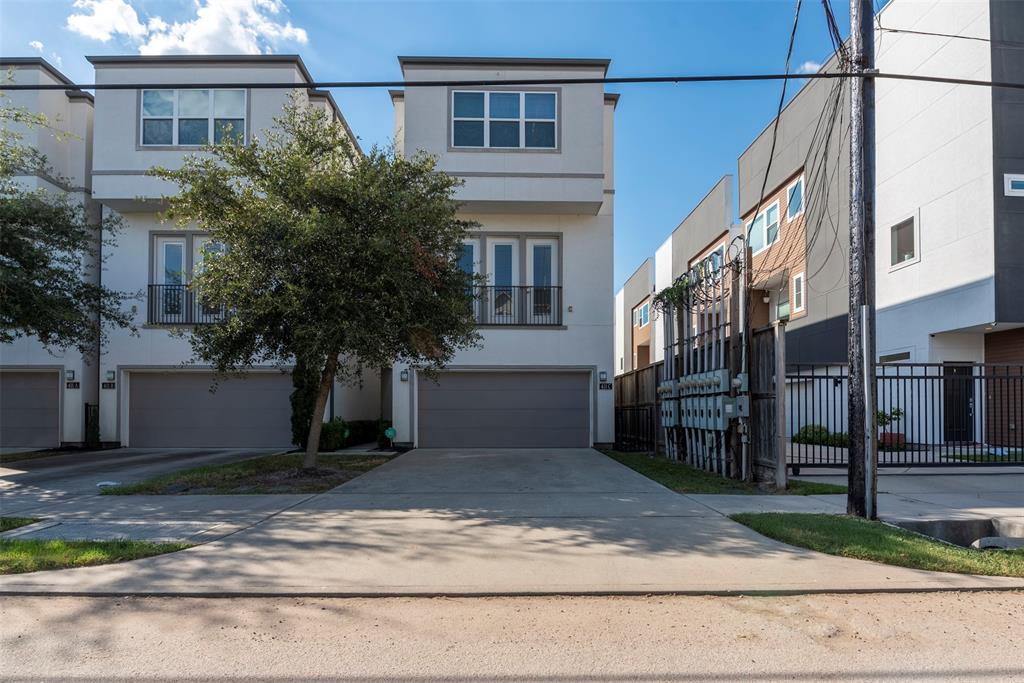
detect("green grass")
(0, 538), (191, 574)
(0, 517), (41, 533)
(101, 451), (393, 495)
(731, 512), (1024, 578)
(603, 451), (847, 495)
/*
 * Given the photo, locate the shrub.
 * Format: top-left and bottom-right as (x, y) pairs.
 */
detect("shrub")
(793, 424), (849, 448)
(318, 418), (350, 452)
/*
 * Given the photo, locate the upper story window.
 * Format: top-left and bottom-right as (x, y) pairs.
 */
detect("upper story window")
(787, 176), (804, 219)
(633, 302), (649, 328)
(141, 89), (246, 146)
(452, 90), (557, 149)
(890, 216), (917, 267)
(792, 272), (805, 312)
(746, 201), (780, 255)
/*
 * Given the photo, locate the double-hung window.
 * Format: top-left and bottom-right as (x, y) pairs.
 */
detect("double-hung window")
(141, 89), (246, 146)
(452, 90), (557, 149)
(792, 272), (805, 312)
(746, 201), (780, 255)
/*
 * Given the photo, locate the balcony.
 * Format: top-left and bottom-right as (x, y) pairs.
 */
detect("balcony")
(147, 284), (225, 325)
(472, 285), (563, 326)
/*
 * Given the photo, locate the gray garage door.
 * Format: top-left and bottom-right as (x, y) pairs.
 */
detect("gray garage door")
(418, 371), (590, 448)
(129, 372), (292, 448)
(0, 371), (60, 448)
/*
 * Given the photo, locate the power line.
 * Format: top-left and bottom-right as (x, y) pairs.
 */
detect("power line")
(1, 71), (1023, 92)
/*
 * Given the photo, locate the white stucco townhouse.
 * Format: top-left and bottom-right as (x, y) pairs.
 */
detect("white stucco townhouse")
(386, 57), (618, 448)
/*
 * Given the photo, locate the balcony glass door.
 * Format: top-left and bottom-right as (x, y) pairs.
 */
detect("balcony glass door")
(526, 239), (559, 325)
(192, 236), (226, 321)
(460, 238), (481, 321)
(488, 240), (518, 324)
(154, 237), (187, 323)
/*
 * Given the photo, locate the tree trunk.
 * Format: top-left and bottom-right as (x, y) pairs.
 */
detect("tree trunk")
(303, 353), (338, 470)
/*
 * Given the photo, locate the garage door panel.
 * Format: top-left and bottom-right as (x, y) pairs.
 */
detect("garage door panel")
(417, 371), (590, 448)
(129, 372), (292, 448)
(0, 371), (60, 448)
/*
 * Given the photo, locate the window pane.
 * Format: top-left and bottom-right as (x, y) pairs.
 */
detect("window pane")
(766, 220), (779, 245)
(533, 245), (552, 287)
(525, 121), (555, 148)
(142, 118), (173, 145)
(178, 89), (209, 117)
(178, 119), (209, 145)
(794, 276), (803, 309)
(748, 218), (764, 252)
(1011, 179), (1024, 191)
(453, 120), (484, 147)
(494, 244), (513, 286)
(788, 179), (803, 218)
(766, 204), (779, 226)
(489, 121), (519, 147)
(525, 93), (556, 119)
(642, 304), (649, 325)
(163, 243), (184, 285)
(459, 244), (475, 274)
(489, 92), (520, 119)
(453, 92), (484, 118)
(142, 90), (174, 116)
(214, 119), (245, 144)
(891, 218), (915, 265)
(214, 90), (245, 117)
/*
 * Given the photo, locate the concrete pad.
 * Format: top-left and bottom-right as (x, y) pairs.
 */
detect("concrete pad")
(8, 520), (240, 543)
(689, 494), (847, 516)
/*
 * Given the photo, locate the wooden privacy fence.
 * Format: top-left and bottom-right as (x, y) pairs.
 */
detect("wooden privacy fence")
(613, 361), (664, 452)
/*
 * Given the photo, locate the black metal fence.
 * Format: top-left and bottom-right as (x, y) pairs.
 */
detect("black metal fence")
(787, 363), (1024, 468)
(147, 284), (226, 325)
(472, 285), (563, 326)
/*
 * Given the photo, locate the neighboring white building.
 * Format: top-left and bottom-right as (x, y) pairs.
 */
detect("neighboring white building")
(0, 58), (98, 448)
(874, 0), (1024, 366)
(387, 57), (617, 448)
(86, 55), (377, 448)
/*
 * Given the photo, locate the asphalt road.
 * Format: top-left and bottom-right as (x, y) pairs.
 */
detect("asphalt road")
(3, 592), (1023, 682)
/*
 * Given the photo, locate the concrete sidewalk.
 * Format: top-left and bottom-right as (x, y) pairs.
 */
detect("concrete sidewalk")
(1, 448), (1022, 596)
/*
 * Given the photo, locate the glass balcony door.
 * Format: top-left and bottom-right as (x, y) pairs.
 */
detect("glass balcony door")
(525, 239), (559, 325)
(154, 237), (187, 324)
(488, 240), (519, 324)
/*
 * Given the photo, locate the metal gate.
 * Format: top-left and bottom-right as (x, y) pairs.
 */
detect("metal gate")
(658, 247), (758, 480)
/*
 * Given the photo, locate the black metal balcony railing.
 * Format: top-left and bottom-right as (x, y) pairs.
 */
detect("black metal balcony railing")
(147, 284), (226, 325)
(470, 285), (563, 326)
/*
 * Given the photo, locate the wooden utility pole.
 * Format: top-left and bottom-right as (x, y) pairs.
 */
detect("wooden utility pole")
(847, 0), (878, 518)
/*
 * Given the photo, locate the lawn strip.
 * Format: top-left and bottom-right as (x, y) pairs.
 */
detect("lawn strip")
(0, 538), (191, 574)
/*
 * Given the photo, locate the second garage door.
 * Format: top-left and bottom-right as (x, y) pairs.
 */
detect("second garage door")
(128, 371), (293, 448)
(417, 371), (590, 448)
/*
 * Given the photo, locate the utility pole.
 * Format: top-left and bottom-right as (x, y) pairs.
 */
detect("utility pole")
(847, 0), (878, 518)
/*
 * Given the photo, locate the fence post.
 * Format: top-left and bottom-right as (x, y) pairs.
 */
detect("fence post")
(774, 321), (787, 490)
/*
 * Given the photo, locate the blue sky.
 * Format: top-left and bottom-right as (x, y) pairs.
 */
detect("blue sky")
(0, 0), (850, 289)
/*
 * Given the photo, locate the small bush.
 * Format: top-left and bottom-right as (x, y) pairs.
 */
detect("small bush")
(318, 418), (350, 451)
(792, 424), (849, 448)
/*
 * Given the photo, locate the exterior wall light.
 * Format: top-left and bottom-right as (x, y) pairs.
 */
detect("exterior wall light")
(105, 370), (116, 381)
(65, 369), (76, 381)
(598, 371), (608, 382)
(399, 369), (410, 382)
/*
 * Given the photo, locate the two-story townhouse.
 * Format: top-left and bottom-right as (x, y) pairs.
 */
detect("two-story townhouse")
(1, 58), (99, 448)
(88, 54), (378, 448)
(387, 57), (617, 448)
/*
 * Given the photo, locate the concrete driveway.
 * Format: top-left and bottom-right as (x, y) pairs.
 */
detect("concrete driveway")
(3, 447), (1023, 595)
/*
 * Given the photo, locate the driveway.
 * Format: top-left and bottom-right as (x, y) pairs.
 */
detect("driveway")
(2, 447), (1022, 595)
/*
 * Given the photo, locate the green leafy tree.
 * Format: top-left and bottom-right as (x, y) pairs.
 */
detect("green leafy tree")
(0, 94), (133, 354)
(153, 95), (482, 469)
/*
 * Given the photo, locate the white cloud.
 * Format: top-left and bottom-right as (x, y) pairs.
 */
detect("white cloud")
(796, 60), (822, 74)
(65, 0), (307, 55)
(66, 0), (146, 42)
(29, 40), (44, 52)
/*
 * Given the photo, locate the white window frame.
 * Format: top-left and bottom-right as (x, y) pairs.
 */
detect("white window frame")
(786, 174), (805, 220)
(140, 89), (247, 147)
(888, 210), (921, 272)
(745, 200), (781, 256)
(792, 271), (805, 313)
(639, 302), (650, 328)
(451, 90), (558, 150)
(1005, 173), (1024, 197)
